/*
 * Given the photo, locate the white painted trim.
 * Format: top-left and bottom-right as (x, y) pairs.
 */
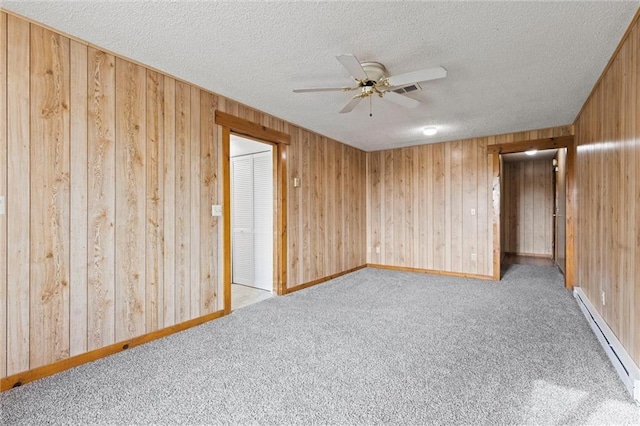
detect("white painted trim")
(574, 287), (640, 403)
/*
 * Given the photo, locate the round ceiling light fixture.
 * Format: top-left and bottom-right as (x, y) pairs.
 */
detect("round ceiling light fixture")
(423, 126), (438, 136)
(525, 149), (538, 156)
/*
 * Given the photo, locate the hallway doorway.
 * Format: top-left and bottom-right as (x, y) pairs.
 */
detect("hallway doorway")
(500, 148), (567, 277)
(230, 135), (275, 309)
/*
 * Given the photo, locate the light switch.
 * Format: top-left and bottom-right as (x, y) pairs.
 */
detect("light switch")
(0, 196), (4, 215)
(211, 205), (223, 216)
(293, 177), (300, 188)
(470, 208), (476, 216)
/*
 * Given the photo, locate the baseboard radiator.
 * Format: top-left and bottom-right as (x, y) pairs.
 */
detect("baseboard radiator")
(574, 287), (640, 403)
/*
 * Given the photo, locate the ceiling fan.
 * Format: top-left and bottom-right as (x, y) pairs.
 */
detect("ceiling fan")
(293, 54), (447, 115)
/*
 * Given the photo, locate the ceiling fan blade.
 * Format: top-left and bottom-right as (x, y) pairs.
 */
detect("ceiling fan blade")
(386, 66), (447, 87)
(383, 91), (421, 109)
(293, 87), (355, 93)
(339, 96), (363, 114)
(336, 54), (368, 80)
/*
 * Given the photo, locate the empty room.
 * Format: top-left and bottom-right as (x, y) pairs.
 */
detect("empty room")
(1, 1), (639, 424)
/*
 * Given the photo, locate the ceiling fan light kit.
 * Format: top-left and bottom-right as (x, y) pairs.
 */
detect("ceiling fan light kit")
(293, 54), (447, 116)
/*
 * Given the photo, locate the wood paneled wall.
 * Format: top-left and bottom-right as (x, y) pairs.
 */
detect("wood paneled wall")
(365, 126), (571, 278)
(574, 11), (640, 366)
(555, 149), (567, 272)
(0, 11), (366, 379)
(287, 128), (366, 285)
(502, 159), (554, 257)
(367, 139), (492, 276)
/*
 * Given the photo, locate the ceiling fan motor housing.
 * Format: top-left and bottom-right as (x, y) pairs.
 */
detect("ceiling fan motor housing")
(359, 62), (387, 83)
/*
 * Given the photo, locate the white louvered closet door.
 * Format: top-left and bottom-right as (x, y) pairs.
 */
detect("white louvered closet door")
(252, 152), (273, 291)
(231, 151), (273, 291)
(232, 156), (254, 286)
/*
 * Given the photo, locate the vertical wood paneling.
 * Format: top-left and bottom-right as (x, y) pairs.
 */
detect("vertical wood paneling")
(87, 47), (116, 350)
(392, 149), (405, 266)
(366, 128), (568, 277)
(287, 128), (301, 283)
(200, 92), (218, 314)
(301, 130), (311, 282)
(522, 162), (533, 253)
(189, 87), (200, 317)
(357, 147), (366, 267)
(29, 25), (71, 367)
(462, 140), (477, 273)
(424, 145), (433, 268)
(174, 81), (190, 322)
(368, 152), (380, 264)
(312, 134), (323, 278)
(115, 58), (146, 341)
(0, 12), (7, 378)
(326, 137), (335, 274)
(145, 70), (163, 331)
(476, 140), (488, 274)
(443, 142), (452, 270)
(383, 150), (393, 265)
(348, 146), (359, 268)
(69, 40), (88, 357)
(2, 12), (368, 379)
(574, 12), (639, 366)
(617, 30), (635, 354)
(279, 129), (366, 287)
(162, 76), (176, 327)
(334, 142), (344, 273)
(7, 15), (31, 375)
(450, 141), (463, 272)
(432, 143), (445, 270)
(502, 159), (553, 256)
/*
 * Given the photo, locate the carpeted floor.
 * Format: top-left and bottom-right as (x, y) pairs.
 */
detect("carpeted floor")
(2, 265), (639, 425)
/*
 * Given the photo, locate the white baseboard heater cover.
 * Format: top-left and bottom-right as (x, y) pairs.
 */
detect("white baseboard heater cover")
(574, 287), (640, 404)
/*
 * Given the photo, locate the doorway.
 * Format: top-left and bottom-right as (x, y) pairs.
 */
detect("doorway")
(230, 135), (274, 310)
(490, 136), (574, 288)
(501, 149), (558, 269)
(215, 110), (290, 315)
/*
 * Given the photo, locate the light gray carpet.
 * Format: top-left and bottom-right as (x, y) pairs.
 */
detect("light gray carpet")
(2, 265), (639, 425)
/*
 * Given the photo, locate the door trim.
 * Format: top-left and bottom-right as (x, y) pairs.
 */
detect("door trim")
(215, 111), (289, 315)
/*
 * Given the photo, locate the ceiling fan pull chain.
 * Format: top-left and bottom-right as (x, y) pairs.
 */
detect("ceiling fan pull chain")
(369, 95), (373, 117)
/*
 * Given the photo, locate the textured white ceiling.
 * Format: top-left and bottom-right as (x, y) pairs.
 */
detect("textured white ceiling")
(4, 1), (638, 151)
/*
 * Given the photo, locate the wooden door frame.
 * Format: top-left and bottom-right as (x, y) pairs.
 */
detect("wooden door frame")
(215, 111), (290, 314)
(488, 135), (576, 289)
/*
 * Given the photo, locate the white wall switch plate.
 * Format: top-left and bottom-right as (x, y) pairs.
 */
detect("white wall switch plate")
(293, 177), (300, 188)
(471, 208), (476, 216)
(211, 205), (223, 216)
(0, 196), (4, 215)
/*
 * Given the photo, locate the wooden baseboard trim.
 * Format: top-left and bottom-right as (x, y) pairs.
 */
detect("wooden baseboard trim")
(1, 310), (225, 392)
(367, 264), (494, 281)
(285, 265), (367, 294)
